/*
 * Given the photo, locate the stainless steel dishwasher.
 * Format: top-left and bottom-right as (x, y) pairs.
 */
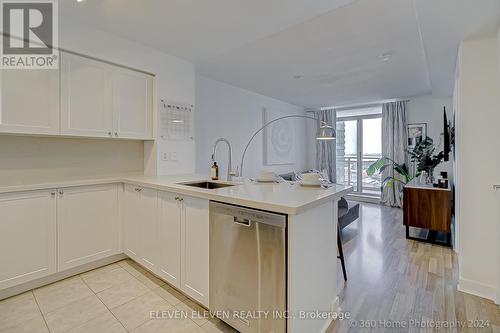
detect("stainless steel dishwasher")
(209, 201), (287, 333)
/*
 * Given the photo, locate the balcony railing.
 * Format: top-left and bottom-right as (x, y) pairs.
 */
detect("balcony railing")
(336, 155), (382, 195)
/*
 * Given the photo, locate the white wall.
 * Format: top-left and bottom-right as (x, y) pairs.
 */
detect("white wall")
(455, 36), (499, 303)
(58, 19), (196, 176)
(406, 95), (453, 180)
(195, 76), (307, 179)
(0, 136), (143, 184)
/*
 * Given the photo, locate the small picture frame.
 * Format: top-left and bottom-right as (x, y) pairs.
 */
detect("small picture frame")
(407, 123), (427, 149)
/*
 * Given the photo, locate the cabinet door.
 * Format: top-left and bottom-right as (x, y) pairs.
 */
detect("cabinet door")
(157, 192), (182, 288)
(112, 68), (153, 139)
(122, 185), (158, 271)
(181, 196), (209, 307)
(0, 68), (59, 135)
(57, 184), (119, 271)
(122, 184), (142, 262)
(139, 187), (158, 271)
(60, 52), (113, 138)
(0, 190), (56, 290)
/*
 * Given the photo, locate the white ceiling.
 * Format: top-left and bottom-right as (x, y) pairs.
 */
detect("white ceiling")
(60, 0), (500, 108)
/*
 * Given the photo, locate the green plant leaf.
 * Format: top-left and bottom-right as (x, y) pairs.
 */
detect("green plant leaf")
(367, 157), (387, 176)
(379, 164), (390, 174)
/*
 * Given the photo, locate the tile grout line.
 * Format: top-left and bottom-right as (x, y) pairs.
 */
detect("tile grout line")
(115, 261), (206, 331)
(33, 275), (94, 319)
(34, 265), (134, 333)
(32, 290), (52, 333)
(65, 261), (205, 332)
(93, 262), (173, 332)
(78, 269), (131, 333)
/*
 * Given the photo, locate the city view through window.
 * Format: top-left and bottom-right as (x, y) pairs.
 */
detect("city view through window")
(336, 107), (382, 196)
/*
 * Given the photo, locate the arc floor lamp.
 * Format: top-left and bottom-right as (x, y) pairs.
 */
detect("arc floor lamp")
(239, 115), (336, 177)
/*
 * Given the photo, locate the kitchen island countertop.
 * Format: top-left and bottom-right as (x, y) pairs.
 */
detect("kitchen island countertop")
(0, 173), (352, 215)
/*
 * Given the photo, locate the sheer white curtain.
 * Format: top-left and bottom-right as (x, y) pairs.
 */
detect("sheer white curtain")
(381, 101), (408, 207)
(314, 109), (336, 183)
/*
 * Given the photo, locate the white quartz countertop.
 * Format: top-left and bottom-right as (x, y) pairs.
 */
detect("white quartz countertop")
(0, 174), (353, 215)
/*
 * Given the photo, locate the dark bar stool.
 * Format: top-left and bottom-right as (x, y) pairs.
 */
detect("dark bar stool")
(337, 197), (358, 282)
(338, 224), (347, 281)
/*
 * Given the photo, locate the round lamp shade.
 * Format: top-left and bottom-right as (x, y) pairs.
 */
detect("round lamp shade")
(316, 124), (336, 140)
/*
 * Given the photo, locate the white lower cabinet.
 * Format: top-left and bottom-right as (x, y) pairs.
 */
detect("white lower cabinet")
(0, 190), (56, 290)
(157, 193), (209, 306)
(122, 184), (158, 271)
(181, 196), (209, 307)
(135, 190), (209, 306)
(57, 184), (119, 271)
(157, 192), (182, 288)
(0, 183), (209, 307)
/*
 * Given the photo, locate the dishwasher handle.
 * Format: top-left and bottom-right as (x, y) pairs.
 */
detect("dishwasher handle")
(210, 201), (286, 228)
(233, 217), (251, 227)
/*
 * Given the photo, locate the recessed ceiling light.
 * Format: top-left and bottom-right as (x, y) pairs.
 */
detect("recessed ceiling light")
(76, 0), (85, 3)
(379, 52), (392, 62)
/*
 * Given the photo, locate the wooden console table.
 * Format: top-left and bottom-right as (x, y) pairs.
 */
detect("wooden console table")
(403, 178), (452, 247)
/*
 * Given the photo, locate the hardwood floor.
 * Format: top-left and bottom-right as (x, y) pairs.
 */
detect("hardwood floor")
(328, 202), (500, 333)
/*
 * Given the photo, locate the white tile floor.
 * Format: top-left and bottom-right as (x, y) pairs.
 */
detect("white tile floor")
(0, 260), (238, 333)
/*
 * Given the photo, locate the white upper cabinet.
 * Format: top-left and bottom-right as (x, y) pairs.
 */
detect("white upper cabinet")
(181, 196), (209, 307)
(0, 68), (59, 135)
(0, 190), (56, 290)
(113, 68), (153, 139)
(57, 184), (119, 271)
(0, 52), (153, 139)
(60, 53), (114, 138)
(61, 52), (154, 140)
(157, 191), (182, 288)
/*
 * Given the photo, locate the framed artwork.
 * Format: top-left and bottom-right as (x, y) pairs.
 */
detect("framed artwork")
(262, 107), (295, 165)
(407, 123), (427, 149)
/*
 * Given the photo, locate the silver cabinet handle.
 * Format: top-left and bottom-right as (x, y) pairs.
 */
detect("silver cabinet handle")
(108, 131), (112, 136)
(494, 185), (500, 191)
(50, 191), (56, 197)
(58, 190), (64, 196)
(115, 132), (118, 137)
(233, 217), (251, 226)
(135, 188), (143, 192)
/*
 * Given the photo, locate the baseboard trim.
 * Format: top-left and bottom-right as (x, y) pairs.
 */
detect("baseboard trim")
(0, 254), (126, 301)
(458, 277), (498, 303)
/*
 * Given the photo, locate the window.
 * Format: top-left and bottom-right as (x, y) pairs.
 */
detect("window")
(336, 106), (382, 196)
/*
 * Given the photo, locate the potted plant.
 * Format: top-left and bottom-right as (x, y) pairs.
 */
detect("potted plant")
(367, 157), (412, 196)
(408, 137), (445, 183)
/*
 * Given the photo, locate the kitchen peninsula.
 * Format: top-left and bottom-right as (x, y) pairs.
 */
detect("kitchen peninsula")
(0, 174), (352, 333)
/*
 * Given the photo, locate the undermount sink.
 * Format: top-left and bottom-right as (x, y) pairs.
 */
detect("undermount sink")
(178, 181), (236, 189)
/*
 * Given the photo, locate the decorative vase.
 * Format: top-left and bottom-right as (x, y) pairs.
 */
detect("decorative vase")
(425, 169), (435, 184)
(419, 171), (428, 184)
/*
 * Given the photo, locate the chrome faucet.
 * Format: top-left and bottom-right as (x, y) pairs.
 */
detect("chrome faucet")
(212, 138), (233, 181)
